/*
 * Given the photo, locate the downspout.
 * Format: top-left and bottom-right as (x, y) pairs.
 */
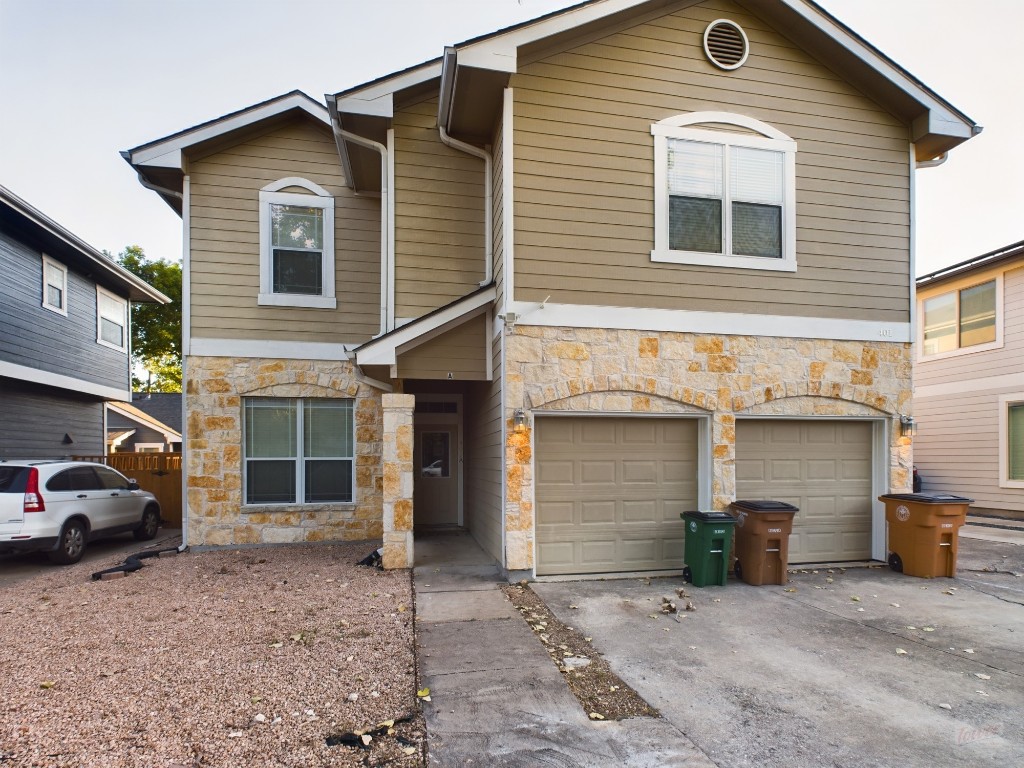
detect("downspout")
(327, 110), (390, 337)
(439, 127), (493, 286)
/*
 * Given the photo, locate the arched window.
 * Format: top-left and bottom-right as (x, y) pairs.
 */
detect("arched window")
(258, 177), (336, 308)
(651, 112), (797, 272)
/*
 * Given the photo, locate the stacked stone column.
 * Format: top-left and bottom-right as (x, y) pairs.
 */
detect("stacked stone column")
(382, 394), (415, 569)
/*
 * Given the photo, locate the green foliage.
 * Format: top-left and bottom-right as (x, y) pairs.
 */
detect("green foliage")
(112, 246), (182, 392)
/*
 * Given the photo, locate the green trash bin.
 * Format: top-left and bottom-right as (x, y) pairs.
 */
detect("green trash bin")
(681, 511), (737, 587)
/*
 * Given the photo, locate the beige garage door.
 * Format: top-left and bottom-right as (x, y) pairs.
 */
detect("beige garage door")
(535, 417), (698, 576)
(736, 420), (873, 563)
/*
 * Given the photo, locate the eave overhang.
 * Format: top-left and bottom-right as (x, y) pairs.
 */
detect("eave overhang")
(916, 240), (1024, 290)
(122, 91), (330, 215)
(0, 185), (170, 304)
(355, 283), (496, 367)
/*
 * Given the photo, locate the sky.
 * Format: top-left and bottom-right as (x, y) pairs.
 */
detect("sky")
(1, 0), (1021, 277)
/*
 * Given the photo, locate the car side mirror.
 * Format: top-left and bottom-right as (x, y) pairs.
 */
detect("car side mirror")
(127, 480), (140, 491)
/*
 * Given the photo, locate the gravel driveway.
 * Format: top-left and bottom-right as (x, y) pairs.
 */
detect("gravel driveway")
(0, 541), (423, 767)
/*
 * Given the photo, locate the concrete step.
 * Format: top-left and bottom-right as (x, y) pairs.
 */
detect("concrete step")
(966, 515), (1024, 532)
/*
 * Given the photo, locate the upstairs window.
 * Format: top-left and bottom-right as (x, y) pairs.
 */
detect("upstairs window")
(652, 112), (796, 271)
(41, 254), (68, 315)
(1000, 395), (1024, 489)
(921, 279), (998, 357)
(258, 177), (336, 309)
(96, 286), (127, 351)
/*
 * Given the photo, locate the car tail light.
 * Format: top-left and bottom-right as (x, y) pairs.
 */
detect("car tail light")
(24, 468), (45, 512)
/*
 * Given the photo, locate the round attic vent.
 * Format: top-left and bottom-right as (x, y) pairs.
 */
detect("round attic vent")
(703, 19), (749, 70)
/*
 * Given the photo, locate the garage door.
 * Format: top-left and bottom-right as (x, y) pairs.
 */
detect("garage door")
(535, 417), (698, 576)
(736, 420), (873, 563)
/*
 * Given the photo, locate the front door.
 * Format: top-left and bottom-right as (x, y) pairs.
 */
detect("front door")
(413, 398), (461, 526)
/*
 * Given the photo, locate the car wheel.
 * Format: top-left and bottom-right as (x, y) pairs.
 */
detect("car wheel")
(134, 505), (160, 541)
(49, 520), (86, 565)
(734, 560), (743, 582)
(888, 552), (903, 573)
(682, 566), (692, 584)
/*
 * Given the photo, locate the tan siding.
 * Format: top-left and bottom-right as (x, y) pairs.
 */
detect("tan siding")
(393, 96), (485, 319)
(916, 265), (1024, 387)
(492, 115), (505, 310)
(397, 313), (488, 380)
(465, 333), (504, 563)
(188, 119), (380, 343)
(511, 0), (911, 321)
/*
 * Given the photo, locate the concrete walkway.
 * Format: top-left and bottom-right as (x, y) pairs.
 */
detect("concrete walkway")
(413, 529), (714, 767)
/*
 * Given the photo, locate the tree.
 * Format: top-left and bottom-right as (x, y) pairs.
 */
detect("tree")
(112, 246), (182, 392)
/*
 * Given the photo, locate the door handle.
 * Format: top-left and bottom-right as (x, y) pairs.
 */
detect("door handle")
(77, 494), (87, 499)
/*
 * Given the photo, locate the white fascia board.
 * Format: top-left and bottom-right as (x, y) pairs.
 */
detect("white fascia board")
(507, 301), (912, 343)
(777, 0), (973, 137)
(0, 360), (130, 402)
(334, 62), (442, 118)
(129, 95), (330, 169)
(456, 0), (651, 73)
(106, 403), (182, 439)
(356, 286), (497, 366)
(189, 338), (351, 361)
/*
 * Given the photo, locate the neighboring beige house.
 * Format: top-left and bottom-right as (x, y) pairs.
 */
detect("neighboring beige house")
(123, 0), (978, 577)
(914, 240), (1024, 514)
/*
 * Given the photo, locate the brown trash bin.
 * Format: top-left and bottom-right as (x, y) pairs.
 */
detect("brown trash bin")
(730, 500), (799, 586)
(879, 492), (973, 578)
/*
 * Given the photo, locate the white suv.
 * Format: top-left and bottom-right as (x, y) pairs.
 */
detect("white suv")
(0, 460), (161, 565)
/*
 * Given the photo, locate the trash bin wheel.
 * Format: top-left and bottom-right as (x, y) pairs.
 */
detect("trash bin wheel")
(734, 560), (742, 581)
(888, 552), (903, 573)
(682, 566), (693, 584)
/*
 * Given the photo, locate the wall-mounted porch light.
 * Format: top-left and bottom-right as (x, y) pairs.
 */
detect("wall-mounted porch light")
(513, 409), (527, 433)
(899, 414), (917, 437)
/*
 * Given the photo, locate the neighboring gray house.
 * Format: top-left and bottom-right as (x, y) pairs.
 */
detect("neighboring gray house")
(0, 185), (169, 458)
(107, 395), (182, 452)
(914, 240), (1024, 514)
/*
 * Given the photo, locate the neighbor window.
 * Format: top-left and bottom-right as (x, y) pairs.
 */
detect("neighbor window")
(41, 254), (68, 315)
(921, 279), (997, 356)
(652, 112), (796, 271)
(243, 398), (354, 505)
(1001, 396), (1024, 488)
(258, 177), (335, 309)
(96, 286), (127, 351)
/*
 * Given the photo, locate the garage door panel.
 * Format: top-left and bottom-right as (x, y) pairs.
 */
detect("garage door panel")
(536, 417), (699, 575)
(538, 460), (575, 485)
(737, 419), (873, 564)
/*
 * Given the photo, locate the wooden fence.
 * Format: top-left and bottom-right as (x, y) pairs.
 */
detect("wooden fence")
(74, 453), (183, 527)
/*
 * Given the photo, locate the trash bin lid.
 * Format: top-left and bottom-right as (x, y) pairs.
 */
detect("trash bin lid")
(879, 492), (974, 504)
(731, 499), (799, 513)
(682, 510), (737, 523)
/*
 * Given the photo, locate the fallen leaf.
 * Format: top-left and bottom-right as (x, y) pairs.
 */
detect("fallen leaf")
(584, 637), (592, 642)
(290, 633), (303, 642)
(975, 673), (991, 680)
(939, 703), (952, 710)
(784, 588), (797, 593)
(890, 603), (900, 608)
(361, 734), (372, 746)
(39, 681), (55, 689)
(403, 747), (417, 755)
(378, 719), (395, 729)
(851, 596), (861, 602)
(857, 608), (865, 612)
(895, 648), (908, 655)
(398, 605), (407, 613)
(589, 712), (605, 720)
(964, 649), (975, 654)
(569, 604), (579, 610)
(270, 642), (283, 649)
(923, 627), (935, 632)
(825, 577), (834, 584)
(417, 688), (430, 698)
(712, 598), (721, 603)
(906, 626), (917, 630)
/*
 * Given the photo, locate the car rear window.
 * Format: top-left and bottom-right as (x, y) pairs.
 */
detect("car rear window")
(0, 466), (29, 493)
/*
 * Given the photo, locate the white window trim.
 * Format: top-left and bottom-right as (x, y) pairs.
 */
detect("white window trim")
(917, 272), (1003, 361)
(242, 397), (355, 507)
(651, 111), (797, 272)
(999, 393), (1024, 489)
(41, 253), (68, 316)
(258, 177), (336, 309)
(134, 443), (166, 453)
(96, 285), (128, 352)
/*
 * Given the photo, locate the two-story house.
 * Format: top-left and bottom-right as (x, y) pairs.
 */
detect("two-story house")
(0, 185), (169, 458)
(914, 240), (1024, 515)
(123, 0), (978, 577)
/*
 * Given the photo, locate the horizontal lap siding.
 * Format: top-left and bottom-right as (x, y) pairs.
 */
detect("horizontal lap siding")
(916, 265), (1024, 387)
(188, 119), (380, 343)
(398, 313), (487, 380)
(511, 0), (910, 321)
(0, 378), (104, 458)
(0, 232), (128, 391)
(394, 97), (485, 319)
(465, 336), (504, 563)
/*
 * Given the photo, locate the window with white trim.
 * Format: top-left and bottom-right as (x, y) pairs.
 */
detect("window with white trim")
(41, 254), (68, 315)
(651, 112), (797, 271)
(921, 279), (998, 357)
(96, 286), (128, 351)
(258, 177), (336, 309)
(1000, 394), (1024, 488)
(243, 398), (354, 505)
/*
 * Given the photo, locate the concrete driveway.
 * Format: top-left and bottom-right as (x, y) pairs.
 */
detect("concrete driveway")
(533, 537), (1023, 767)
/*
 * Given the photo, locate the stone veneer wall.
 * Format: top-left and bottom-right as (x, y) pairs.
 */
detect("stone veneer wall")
(503, 327), (914, 571)
(185, 356), (384, 546)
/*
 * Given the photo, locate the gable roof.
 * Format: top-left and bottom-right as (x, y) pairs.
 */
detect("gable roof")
(130, 392), (183, 433)
(0, 185), (170, 303)
(122, 91), (330, 215)
(106, 401), (182, 441)
(917, 240), (1024, 290)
